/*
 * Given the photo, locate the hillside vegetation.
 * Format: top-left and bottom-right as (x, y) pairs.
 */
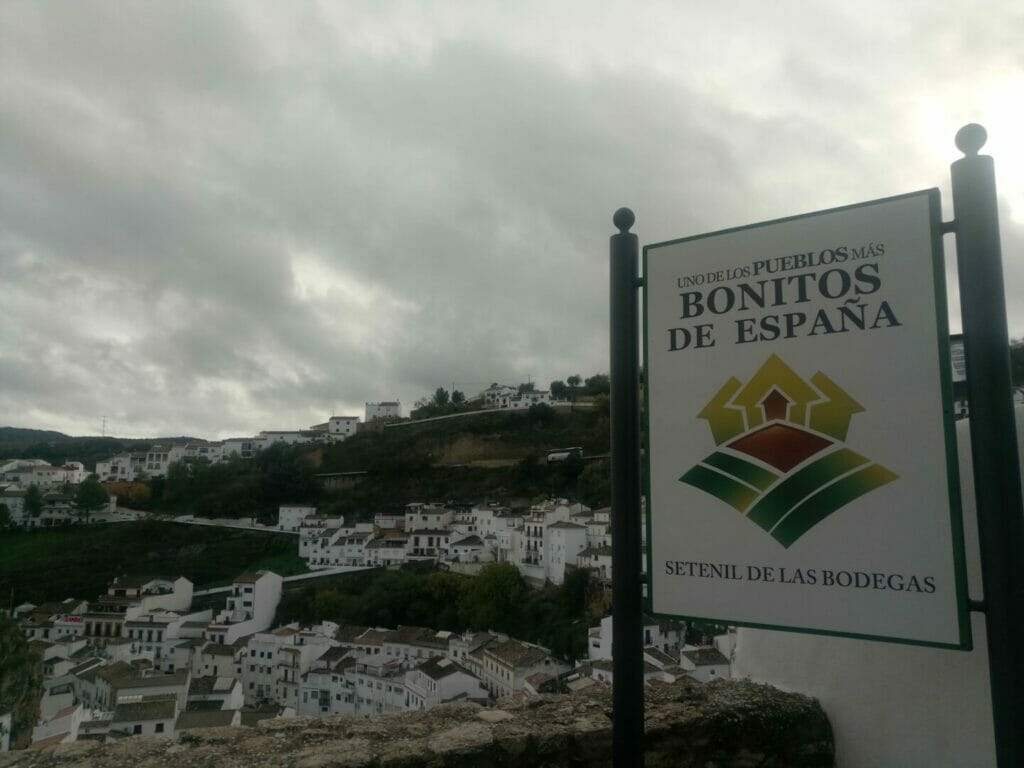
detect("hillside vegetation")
(315, 403), (610, 519)
(0, 521), (306, 605)
(1, 402), (612, 525)
(277, 562), (599, 663)
(95, 404), (610, 522)
(0, 427), (197, 471)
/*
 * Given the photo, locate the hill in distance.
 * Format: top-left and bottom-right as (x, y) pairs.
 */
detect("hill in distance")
(0, 426), (201, 470)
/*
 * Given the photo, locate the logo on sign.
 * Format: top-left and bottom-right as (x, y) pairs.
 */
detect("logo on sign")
(679, 354), (898, 547)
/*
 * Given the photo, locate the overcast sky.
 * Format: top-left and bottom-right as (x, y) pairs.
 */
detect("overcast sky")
(2, 1), (1022, 440)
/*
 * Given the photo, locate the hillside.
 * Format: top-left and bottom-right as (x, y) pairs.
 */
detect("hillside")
(0, 521), (306, 605)
(0, 427), (199, 470)
(0, 406), (612, 523)
(312, 404), (611, 519)
(321, 404), (608, 472)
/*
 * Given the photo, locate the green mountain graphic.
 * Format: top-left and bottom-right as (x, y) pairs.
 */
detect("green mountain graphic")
(680, 355), (897, 547)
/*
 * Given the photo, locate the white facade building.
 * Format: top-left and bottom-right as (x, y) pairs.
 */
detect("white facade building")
(403, 657), (487, 710)
(221, 438), (258, 459)
(1, 460), (87, 490)
(207, 571), (283, 645)
(479, 384), (518, 408)
(326, 416), (360, 440)
(680, 647), (731, 683)
(404, 503), (454, 532)
(466, 638), (569, 699)
(95, 453), (145, 483)
(587, 615), (685, 662)
(278, 504), (316, 532)
(183, 442), (224, 463)
(257, 430), (323, 447)
(298, 516), (345, 559)
(365, 402), (401, 422)
(143, 445), (187, 478)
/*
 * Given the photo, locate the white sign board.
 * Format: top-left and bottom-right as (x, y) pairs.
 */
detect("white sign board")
(643, 190), (970, 648)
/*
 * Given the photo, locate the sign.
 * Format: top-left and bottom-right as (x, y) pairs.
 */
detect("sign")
(643, 190), (970, 648)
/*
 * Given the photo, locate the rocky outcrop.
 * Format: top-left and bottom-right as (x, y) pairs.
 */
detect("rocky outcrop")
(0, 678), (833, 768)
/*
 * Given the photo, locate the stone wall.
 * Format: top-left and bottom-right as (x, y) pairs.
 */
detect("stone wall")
(0, 678), (833, 768)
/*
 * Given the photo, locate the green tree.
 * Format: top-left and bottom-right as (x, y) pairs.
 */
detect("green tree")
(74, 476), (109, 516)
(23, 484), (42, 518)
(578, 460), (610, 507)
(432, 387), (451, 408)
(451, 389), (466, 406)
(0, 503), (10, 528)
(0, 613), (43, 749)
(567, 374), (582, 402)
(527, 402), (555, 425)
(550, 380), (568, 399)
(517, 382), (536, 394)
(460, 563), (528, 633)
(584, 374), (610, 396)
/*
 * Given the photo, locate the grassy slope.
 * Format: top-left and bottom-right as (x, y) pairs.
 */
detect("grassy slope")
(321, 408), (608, 473)
(0, 521), (307, 605)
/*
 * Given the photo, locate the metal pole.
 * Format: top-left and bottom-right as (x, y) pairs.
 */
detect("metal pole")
(950, 123), (1024, 768)
(610, 207), (644, 768)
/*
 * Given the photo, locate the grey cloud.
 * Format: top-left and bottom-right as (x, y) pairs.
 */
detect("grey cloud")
(1, 1), (1021, 438)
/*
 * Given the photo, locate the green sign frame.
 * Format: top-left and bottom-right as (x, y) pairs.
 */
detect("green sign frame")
(642, 189), (971, 650)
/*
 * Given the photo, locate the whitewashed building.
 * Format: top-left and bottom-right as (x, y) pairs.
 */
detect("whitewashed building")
(206, 571), (282, 645)
(326, 416), (360, 440)
(298, 516), (345, 559)
(404, 503), (454, 532)
(95, 453), (146, 483)
(466, 638), (569, 699)
(479, 384), (517, 408)
(587, 615), (685, 662)
(278, 504), (316, 532)
(680, 647), (731, 683)
(109, 695), (178, 739)
(403, 657), (487, 711)
(257, 430), (323, 447)
(364, 534), (409, 567)
(365, 402), (401, 422)
(298, 648), (356, 716)
(575, 546), (613, 583)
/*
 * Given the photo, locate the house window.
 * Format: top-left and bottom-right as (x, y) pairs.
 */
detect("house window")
(155, 723), (164, 733)
(133, 725), (142, 734)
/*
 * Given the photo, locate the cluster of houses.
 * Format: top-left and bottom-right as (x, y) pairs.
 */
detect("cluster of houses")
(478, 384), (560, 411)
(287, 499), (618, 588)
(90, 383), (571, 484)
(0, 459), (121, 529)
(9, 562), (730, 751)
(92, 404), (401, 483)
(90, 402), (400, 484)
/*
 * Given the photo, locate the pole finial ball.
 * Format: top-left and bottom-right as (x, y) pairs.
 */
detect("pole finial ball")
(955, 124), (987, 156)
(613, 207), (635, 233)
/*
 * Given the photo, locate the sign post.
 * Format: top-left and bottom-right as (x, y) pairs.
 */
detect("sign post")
(609, 207), (645, 768)
(950, 124), (1024, 768)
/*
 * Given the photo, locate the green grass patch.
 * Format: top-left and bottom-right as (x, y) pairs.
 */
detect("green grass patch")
(0, 521), (306, 605)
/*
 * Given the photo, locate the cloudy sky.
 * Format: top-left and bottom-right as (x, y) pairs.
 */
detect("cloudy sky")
(2, 1), (1022, 440)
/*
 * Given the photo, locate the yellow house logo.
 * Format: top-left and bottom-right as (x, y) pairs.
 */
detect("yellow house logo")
(680, 354), (898, 547)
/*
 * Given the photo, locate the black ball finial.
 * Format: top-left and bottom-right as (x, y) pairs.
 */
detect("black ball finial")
(955, 124), (987, 156)
(613, 207), (635, 233)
